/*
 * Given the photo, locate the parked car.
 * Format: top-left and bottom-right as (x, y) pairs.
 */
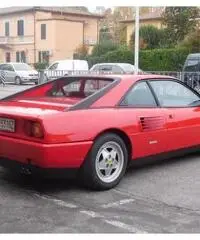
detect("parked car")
(182, 53), (200, 91)
(44, 59), (89, 81)
(1, 74), (200, 190)
(90, 63), (143, 74)
(0, 62), (39, 85)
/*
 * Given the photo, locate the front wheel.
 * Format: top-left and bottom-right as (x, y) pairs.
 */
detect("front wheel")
(15, 76), (22, 85)
(80, 133), (128, 190)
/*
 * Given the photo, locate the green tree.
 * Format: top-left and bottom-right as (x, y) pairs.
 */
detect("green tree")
(129, 25), (169, 50)
(179, 28), (200, 52)
(162, 7), (200, 44)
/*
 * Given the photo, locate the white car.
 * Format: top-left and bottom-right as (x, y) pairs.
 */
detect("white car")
(0, 62), (39, 85)
(44, 59), (89, 81)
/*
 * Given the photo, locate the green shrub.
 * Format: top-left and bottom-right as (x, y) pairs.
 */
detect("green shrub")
(91, 41), (119, 57)
(85, 47), (190, 71)
(34, 62), (49, 70)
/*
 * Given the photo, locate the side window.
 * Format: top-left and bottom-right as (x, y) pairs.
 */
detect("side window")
(121, 82), (157, 107)
(2, 64), (14, 71)
(150, 80), (199, 107)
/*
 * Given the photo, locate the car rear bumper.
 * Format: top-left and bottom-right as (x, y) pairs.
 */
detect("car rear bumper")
(0, 135), (93, 170)
(0, 157), (79, 178)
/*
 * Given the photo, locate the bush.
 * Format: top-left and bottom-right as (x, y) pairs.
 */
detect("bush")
(85, 47), (191, 71)
(34, 62), (49, 70)
(91, 41), (119, 57)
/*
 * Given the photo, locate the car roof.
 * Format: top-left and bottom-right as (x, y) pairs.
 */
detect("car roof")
(64, 74), (175, 83)
(187, 53), (200, 59)
(92, 63), (134, 66)
(0, 62), (28, 65)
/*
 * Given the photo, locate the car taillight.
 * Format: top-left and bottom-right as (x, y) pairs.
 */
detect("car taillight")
(24, 121), (44, 138)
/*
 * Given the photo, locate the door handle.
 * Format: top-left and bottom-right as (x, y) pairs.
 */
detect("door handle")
(168, 114), (174, 119)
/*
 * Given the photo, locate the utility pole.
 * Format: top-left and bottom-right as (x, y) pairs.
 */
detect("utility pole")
(134, 7), (140, 74)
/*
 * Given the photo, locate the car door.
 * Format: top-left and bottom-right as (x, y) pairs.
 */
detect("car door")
(119, 81), (169, 159)
(149, 79), (200, 151)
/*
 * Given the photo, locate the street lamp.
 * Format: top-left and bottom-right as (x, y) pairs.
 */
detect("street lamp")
(134, 7), (140, 74)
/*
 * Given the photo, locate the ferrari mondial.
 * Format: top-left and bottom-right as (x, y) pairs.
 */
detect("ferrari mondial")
(0, 74), (199, 190)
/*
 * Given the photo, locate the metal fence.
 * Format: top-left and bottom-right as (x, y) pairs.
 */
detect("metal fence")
(38, 70), (200, 90)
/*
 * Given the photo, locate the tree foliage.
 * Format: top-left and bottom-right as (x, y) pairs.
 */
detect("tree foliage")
(179, 28), (200, 52)
(162, 7), (200, 44)
(129, 25), (169, 50)
(91, 41), (119, 57)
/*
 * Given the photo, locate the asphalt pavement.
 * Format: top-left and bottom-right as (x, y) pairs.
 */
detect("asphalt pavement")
(0, 83), (200, 233)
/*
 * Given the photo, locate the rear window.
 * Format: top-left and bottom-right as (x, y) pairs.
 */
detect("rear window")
(48, 78), (113, 98)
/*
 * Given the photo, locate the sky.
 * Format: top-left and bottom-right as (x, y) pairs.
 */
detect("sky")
(0, 0), (199, 8)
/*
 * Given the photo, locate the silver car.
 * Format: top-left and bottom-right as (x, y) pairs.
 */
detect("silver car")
(90, 63), (143, 74)
(0, 62), (39, 85)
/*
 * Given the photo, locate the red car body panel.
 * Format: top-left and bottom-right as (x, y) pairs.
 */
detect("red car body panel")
(0, 74), (199, 171)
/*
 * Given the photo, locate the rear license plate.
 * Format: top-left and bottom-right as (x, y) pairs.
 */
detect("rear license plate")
(0, 118), (15, 132)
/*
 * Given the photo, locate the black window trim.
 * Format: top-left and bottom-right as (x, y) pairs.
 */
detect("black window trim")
(117, 77), (200, 109)
(117, 79), (159, 109)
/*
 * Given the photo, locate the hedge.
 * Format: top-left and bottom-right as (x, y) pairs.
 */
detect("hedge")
(85, 47), (191, 71)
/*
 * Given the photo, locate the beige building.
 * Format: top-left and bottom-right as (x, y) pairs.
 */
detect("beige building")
(120, 9), (164, 45)
(0, 7), (103, 65)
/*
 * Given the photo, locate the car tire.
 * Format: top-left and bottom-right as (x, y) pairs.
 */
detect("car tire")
(80, 133), (128, 190)
(15, 76), (22, 85)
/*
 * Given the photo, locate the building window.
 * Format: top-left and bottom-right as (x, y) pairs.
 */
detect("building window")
(5, 52), (11, 62)
(41, 24), (46, 40)
(38, 51), (49, 64)
(5, 22), (10, 36)
(17, 20), (24, 36)
(16, 51), (26, 63)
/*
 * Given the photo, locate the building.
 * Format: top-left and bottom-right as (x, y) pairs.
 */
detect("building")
(0, 7), (103, 65)
(120, 8), (164, 45)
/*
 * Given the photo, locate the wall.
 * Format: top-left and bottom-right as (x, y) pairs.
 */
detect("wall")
(0, 11), (35, 62)
(53, 20), (83, 61)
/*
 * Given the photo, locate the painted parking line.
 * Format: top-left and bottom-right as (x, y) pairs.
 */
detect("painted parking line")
(34, 193), (78, 209)
(34, 193), (148, 233)
(104, 220), (147, 233)
(101, 198), (135, 208)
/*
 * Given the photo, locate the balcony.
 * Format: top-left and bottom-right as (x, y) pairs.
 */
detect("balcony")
(0, 35), (34, 46)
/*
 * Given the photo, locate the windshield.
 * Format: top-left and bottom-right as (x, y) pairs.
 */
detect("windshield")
(184, 59), (200, 72)
(13, 63), (33, 71)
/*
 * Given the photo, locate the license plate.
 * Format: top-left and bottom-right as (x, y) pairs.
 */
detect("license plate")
(0, 118), (15, 132)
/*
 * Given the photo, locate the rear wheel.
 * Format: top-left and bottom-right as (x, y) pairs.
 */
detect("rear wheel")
(80, 133), (128, 190)
(15, 76), (21, 85)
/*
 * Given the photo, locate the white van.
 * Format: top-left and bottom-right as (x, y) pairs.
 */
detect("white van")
(45, 59), (89, 80)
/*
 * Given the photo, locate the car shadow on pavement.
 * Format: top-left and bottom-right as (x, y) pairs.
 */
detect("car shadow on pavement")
(0, 151), (199, 194)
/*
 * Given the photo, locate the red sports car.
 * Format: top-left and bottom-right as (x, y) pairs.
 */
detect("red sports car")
(0, 74), (200, 190)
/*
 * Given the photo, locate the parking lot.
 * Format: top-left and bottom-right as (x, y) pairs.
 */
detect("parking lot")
(0, 84), (200, 233)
